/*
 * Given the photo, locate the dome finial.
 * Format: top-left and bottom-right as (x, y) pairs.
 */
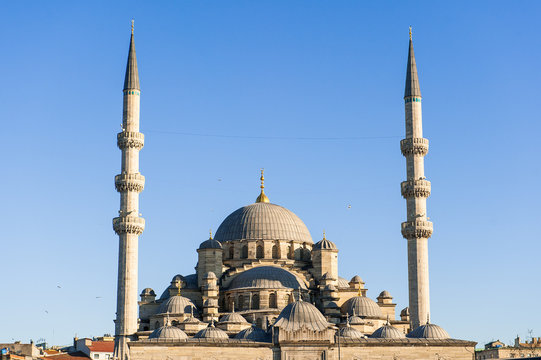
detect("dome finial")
(177, 285), (181, 297)
(131, 19), (134, 35)
(409, 26), (412, 40)
(357, 286), (362, 297)
(322, 230), (326, 240)
(209, 228), (213, 240)
(255, 168), (270, 203)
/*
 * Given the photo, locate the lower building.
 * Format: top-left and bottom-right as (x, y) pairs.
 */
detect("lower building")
(476, 337), (541, 360)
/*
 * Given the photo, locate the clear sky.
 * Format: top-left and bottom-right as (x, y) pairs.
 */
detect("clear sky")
(1, 0), (539, 348)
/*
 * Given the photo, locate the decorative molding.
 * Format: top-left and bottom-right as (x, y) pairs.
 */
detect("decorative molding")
(113, 216), (145, 235)
(117, 131), (144, 150)
(115, 173), (145, 192)
(400, 138), (429, 156)
(401, 179), (431, 198)
(401, 220), (433, 239)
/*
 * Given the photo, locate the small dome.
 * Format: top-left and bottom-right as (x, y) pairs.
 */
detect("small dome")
(229, 266), (307, 290)
(337, 325), (365, 339)
(141, 288), (155, 296)
(400, 307), (410, 317)
(199, 238), (223, 250)
(370, 324), (405, 339)
(321, 272), (335, 280)
(349, 275), (363, 283)
(407, 323), (450, 339)
(172, 274), (183, 283)
(159, 274), (198, 299)
(182, 316), (201, 324)
(159, 294), (197, 315)
(274, 300), (330, 332)
(235, 325), (269, 341)
(378, 290), (392, 299)
(148, 325), (188, 340)
(214, 203), (313, 243)
(313, 238), (337, 250)
(341, 296), (384, 319)
(219, 312), (248, 324)
(348, 315), (364, 325)
(194, 323), (229, 339)
(324, 284), (337, 292)
(337, 277), (350, 289)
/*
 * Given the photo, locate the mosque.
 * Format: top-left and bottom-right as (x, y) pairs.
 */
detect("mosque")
(111, 24), (476, 360)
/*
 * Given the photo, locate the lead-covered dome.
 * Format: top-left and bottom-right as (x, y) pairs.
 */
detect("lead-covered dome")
(370, 323), (405, 339)
(194, 323), (229, 339)
(235, 325), (269, 341)
(214, 203), (312, 243)
(274, 300), (330, 331)
(407, 323), (450, 339)
(159, 294), (197, 315)
(341, 296), (384, 319)
(228, 266), (307, 290)
(148, 325), (188, 340)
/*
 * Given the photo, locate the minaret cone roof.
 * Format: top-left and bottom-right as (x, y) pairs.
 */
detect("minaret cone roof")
(404, 34), (421, 98)
(124, 31), (140, 91)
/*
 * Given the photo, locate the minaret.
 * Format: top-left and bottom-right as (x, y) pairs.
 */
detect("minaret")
(400, 27), (433, 329)
(113, 21), (145, 360)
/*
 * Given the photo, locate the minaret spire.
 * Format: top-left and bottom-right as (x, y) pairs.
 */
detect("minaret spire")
(113, 23), (145, 360)
(400, 29), (432, 329)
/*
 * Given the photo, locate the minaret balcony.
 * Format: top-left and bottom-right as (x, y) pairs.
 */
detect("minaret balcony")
(117, 131), (144, 150)
(113, 216), (145, 235)
(115, 173), (145, 193)
(401, 179), (431, 198)
(401, 220), (433, 239)
(400, 138), (429, 156)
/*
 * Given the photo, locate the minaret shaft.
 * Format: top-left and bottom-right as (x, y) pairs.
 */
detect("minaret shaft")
(401, 36), (432, 330)
(113, 31), (144, 360)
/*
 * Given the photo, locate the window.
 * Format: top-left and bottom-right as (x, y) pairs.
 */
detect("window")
(241, 245), (248, 259)
(229, 246), (234, 259)
(287, 245), (293, 259)
(272, 245), (279, 259)
(252, 294), (260, 310)
(238, 295), (244, 310)
(93, 354), (99, 360)
(256, 245), (264, 259)
(269, 293), (277, 308)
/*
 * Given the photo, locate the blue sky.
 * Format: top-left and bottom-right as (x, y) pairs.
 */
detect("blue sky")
(0, 0), (540, 348)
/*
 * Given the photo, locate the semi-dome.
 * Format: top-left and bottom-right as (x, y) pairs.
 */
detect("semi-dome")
(407, 323), (450, 339)
(341, 296), (384, 319)
(370, 324), (405, 339)
(194, 323), (229, 339)
(214, 202), (312, 243)
(235, 325), (269, 341)
(229, 266), (307, 290)
(337, 277), (350, 289)
(219, 312), (248, 324)
(273, 300), (330, 331)
(159, 294), (197, 315)
(337, 324), (365, 339)
(148, 325), (188, 340)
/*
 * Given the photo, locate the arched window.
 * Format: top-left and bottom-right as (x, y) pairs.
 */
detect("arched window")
(143, 326), (149, 331)
(238, 295), (244, 310)
(256, 245), (264, 259)
(252, 294), (260, 309)
(269, 292), (277, 308)
(229, 246), (234, 259)
(272, 245), (279, 259)
(287, 245), (293, 259)
(256, 317), (263, 329)
(154, 321), (160, 329)
(172, 320), (179, 326)
(241, 245), (248, 259)
(302, 247), (310, 261)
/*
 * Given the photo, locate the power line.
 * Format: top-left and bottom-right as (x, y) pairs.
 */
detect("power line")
(143, 129), (400, 141)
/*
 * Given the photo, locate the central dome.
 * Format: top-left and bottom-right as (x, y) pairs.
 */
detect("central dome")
(214, 202), (312, 243)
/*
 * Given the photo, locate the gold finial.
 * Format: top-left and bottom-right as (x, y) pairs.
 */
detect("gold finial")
(209, 229), (213, 240)
(131, 19), (134, 34)
(409, 26), (412, 41)
(255, 168), (270, 203)
(177, 285), (181, 297)
(322, 230), (326, 240)
(357, 286), (362, 297)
